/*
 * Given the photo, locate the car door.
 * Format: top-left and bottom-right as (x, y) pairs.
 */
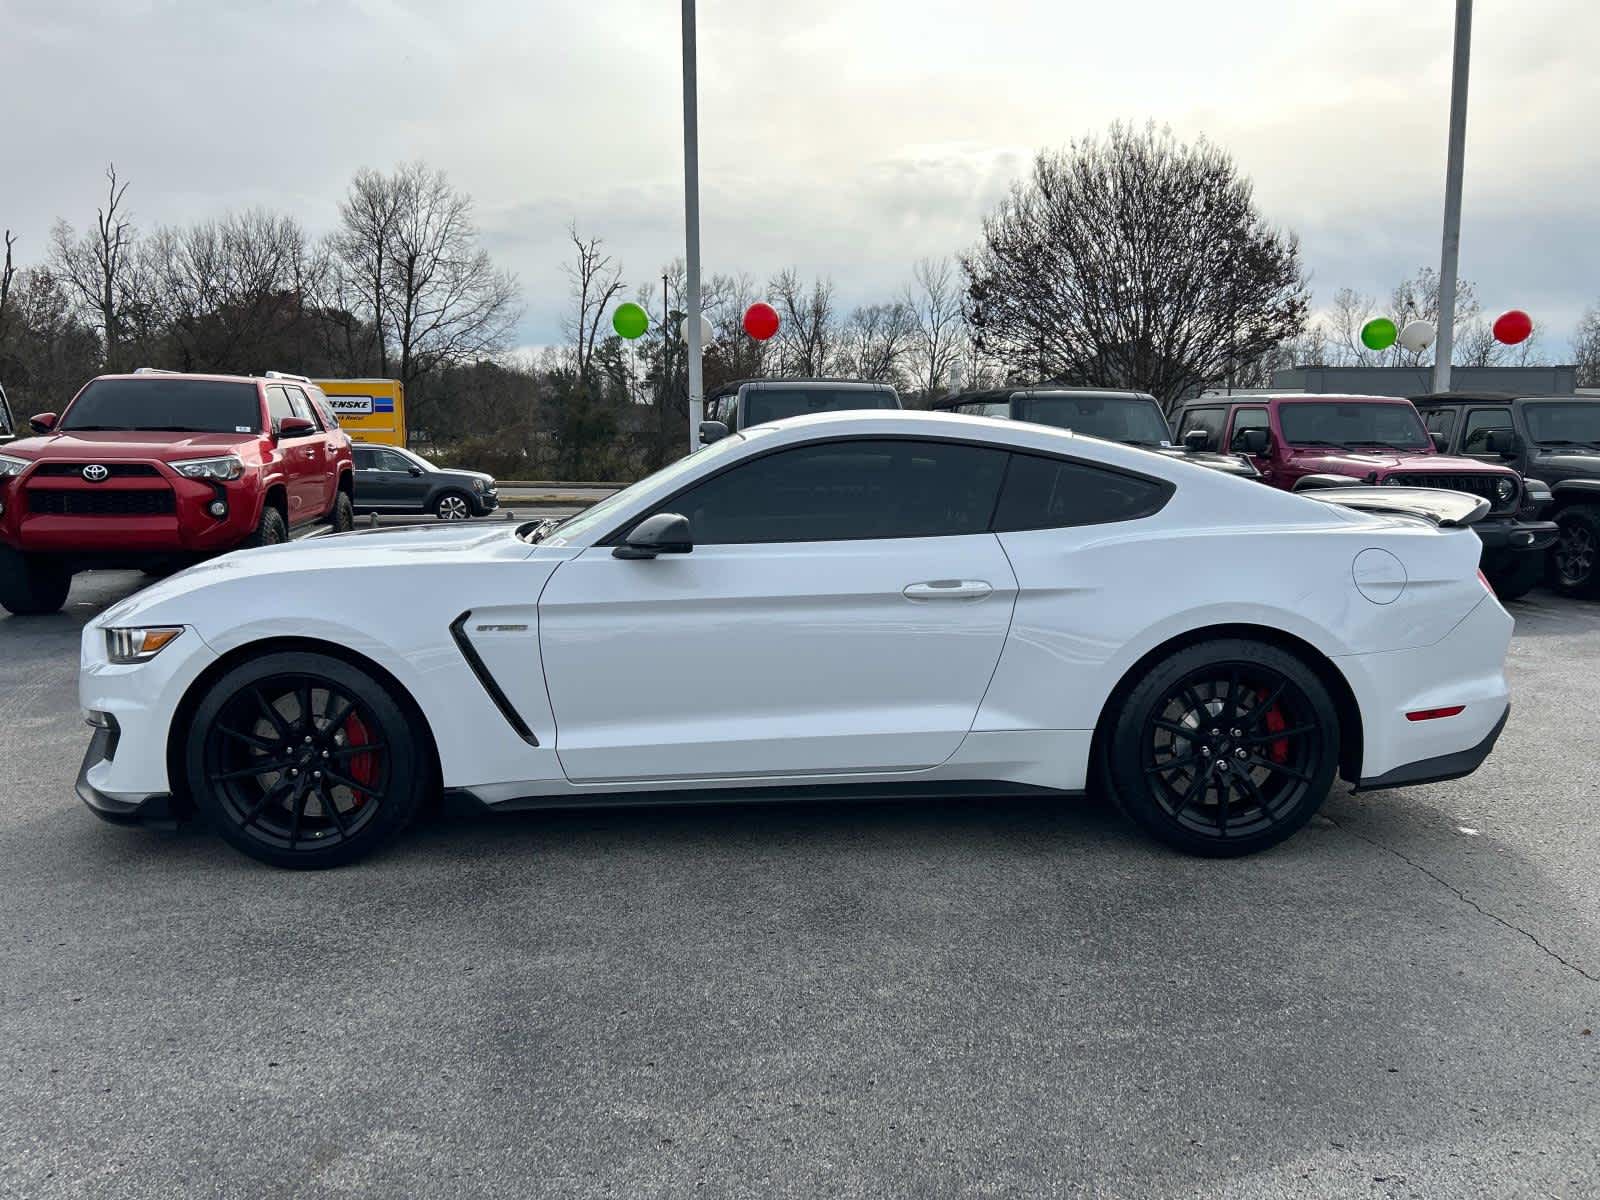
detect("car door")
(1224, 406), (1273, 479)
(536, 437), (1019, 783)
(283, 386), (333, 516)
(351, 446), (386, 509)
(264, 385), (314, 523)
(1422, 407), (1458, 453)
(1460, 406), (1516, 462)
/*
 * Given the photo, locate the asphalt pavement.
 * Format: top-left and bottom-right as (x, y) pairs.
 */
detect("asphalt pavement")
(2, 572), (1597, 1199)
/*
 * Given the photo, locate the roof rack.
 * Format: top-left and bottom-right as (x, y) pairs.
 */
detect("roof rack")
(132, 366), (179, 375)
(264, 370), (313, 384)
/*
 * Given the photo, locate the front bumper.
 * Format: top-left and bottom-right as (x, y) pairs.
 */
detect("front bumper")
(1473, 515), (1559, 564)
(76, 721), (180, 827)
(479, 491), (500, 513)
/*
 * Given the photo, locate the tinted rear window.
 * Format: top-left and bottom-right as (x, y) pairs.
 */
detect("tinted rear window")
(60, 379), (262, 434)
(744, 388), (899, 426)
(1014, 394), (1171, 445)
(992, 454), (1173, 531)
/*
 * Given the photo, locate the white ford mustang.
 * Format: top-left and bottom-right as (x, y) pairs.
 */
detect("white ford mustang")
(78, 410), (1513, 868)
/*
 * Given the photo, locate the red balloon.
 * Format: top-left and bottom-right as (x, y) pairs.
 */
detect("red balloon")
(743, 302), (780, 341)
(1492, 309), (1533, 345)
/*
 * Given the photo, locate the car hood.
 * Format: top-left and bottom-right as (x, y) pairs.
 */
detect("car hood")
(94, 522), (533, 628)
(1289, 449), (1510, 476)
(435, 467), (496, 485)
(6, 430), (259, 460)
(1529, 449), (1600, 478)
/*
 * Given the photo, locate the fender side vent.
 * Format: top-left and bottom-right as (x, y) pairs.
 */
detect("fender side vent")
(449, 611), (540, 746)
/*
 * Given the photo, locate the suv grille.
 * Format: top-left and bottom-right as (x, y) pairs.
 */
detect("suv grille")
(31, 463), (162, 478)
(1388, 472), (1519, 514)
(27, 488), (175, 516)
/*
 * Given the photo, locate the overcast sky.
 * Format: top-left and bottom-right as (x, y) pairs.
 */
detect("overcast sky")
(4, 0), (1597, 355)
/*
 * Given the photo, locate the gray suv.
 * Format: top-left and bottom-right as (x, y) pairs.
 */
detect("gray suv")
(700, 378), (900, 443)
(1410, 392), (1597, 596)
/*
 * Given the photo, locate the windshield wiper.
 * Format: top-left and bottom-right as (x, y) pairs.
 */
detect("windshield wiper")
(523, 517), (564, 544)
(1349, 441), (1424, 451)
(59, 425), (132, 432)
(1536, 439), (1600, 450)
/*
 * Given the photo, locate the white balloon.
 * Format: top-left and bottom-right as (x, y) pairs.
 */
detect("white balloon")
(679, 315), (715, 345)
(1399, 320), (1436, 353)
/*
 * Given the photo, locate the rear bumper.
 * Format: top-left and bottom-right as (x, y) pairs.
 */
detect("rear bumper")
(1354, 704), (1509, 791)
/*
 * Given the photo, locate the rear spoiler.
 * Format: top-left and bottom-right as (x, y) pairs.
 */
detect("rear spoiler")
(1295, 482), (1490, 528)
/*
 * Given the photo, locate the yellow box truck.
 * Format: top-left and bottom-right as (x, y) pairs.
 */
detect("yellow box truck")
(314, 379), (406, 447)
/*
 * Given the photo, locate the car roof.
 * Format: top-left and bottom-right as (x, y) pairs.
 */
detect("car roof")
(1410, 391), (1577, 404)
(1182, 393), (1415, 406)
(94, 372), (267, 386)
(933, 386), (1156, 410)
(707, 377), (895, 400)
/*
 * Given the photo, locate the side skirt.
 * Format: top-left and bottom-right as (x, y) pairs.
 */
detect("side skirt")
(446, 779), (1083, 814)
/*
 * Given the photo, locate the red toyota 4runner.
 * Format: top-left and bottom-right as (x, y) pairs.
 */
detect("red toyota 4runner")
(1171, 393), (1558, 600)
(0, 370), (355, 614)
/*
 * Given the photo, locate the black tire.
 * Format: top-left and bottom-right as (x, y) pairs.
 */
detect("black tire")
(1485, 552), (1543, 602)
(1548, 503), (1600, 598)
(184, 650), (428, 869)
(433, 491), (472, 521)
(1105, 639), (1340, 857)
(0, 545), (72, 615)
(239, 504), (288, 549)
(327, 489), (355, 533)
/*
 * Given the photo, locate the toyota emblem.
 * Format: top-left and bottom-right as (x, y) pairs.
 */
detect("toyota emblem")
(82, 464), (109, 482)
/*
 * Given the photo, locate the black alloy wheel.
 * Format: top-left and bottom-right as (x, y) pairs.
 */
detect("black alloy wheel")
(1106, 639), (1339, 856)
(186, 651), (425, 868)
(1549, 504), (1600, 597)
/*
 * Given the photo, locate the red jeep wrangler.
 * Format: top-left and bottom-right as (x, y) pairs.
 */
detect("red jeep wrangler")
(1172, 393), (1558, 599)
(0, 370), (355, 614)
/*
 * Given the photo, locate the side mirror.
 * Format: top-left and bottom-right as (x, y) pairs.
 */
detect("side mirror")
(613, 512), (693, 559)
(1429, 432), (1449, 453)
(29, 412), (57, 434)
(1235, 428), (1270, 456)
(408, 465), (424, 476)
(1483, 429), (1519, 457)
(277, 416), (315, 438)
(1182, 428), (1210, 452)
(699, 420), (729, 445)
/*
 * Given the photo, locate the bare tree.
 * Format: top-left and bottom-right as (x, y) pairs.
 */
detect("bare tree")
(0, 230), (16, 350)
(49, 164), (137, 370)
(904, 257), (963, 399)
(333, 163), (520, 388)
(838, 302), (916, 383)
(768, 269), (837, 376)
(1575, 303), (1600, 387)
(962, 124), (1308, 404)
(564, 224), (625, 382)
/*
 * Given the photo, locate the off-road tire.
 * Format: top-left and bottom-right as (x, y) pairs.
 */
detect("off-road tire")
(0, 545), (71, 615)
(1548, 503), (1600, 599)
(240, 505), (288, 550)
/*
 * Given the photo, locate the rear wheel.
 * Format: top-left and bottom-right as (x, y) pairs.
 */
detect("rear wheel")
(1548, 504), (1600, 598)
(433, 491), (471, 521)
(1105, 639), (1340, 857)
(327, 490), (355, 533)
(184, 651), (427, 868)
(0, 545), (71, 615)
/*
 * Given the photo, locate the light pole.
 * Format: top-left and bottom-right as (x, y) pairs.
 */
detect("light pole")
(681, 0), (704, 450)
(1432, 0), (1472, 393)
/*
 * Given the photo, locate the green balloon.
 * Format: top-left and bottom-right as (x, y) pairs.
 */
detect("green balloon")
(1361, 317), (1398, 351)
(612, 302), (648, 340)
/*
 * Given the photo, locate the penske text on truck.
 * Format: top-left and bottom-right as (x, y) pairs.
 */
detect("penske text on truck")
(315, 379), (406, 447)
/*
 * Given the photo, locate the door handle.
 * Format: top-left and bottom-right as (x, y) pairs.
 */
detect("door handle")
(902, 579), (993, 601)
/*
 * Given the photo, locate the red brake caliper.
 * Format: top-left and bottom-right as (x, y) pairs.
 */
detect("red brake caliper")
(1257, 688), (1290, 764)
(343, 712), (377, 807)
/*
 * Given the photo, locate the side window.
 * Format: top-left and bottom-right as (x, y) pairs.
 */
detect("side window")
(265, 385), (297, 429)
(992, 453), (1172, 532)
(658, 438), (1008, 544)
(1228, 407), (1270, 450)
(353, 446), (379, 470)
(1462, 407), (1514, 454)
(957, 401), (1011, 418)
(284, 386), (323, 430)
(309, 389), (340, 429)
(1177, 407), (1225, 448)
(1424, 408), (1457, 439)
(377, 450), (412, 472)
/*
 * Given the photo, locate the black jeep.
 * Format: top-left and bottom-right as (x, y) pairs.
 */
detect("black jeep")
(934, 387), (1260, 478)
(700, 378), (900, 444)
(1411, 392), (1599, 596)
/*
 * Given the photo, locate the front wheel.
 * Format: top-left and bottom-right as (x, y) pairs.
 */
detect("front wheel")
(327, 490), (355, 533)
(184, 651), (428, 868)
(433, 491), (472, 521)
(1548, 504), (1600, 598)
(1105, 639), (1340, 857)
(0, 545), (71, 615)
(239, 505), (288, 549)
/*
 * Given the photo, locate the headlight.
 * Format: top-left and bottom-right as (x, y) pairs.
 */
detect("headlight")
(0, 453), (31, 479)
(170, 455), (245, 481)
(472, 478), (485, 492)
(1493, 476), (1517, 504)
(106, 626), (184, 664)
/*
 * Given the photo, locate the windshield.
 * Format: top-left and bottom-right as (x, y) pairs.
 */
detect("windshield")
(1278, 402), (1429, 450)
(1523, 402), (1600, 447)
(540, 429), (775, 545)
(744, 387), (898, 426)
(1015, 393), (1172, 445)
(60, 378), (262, 434)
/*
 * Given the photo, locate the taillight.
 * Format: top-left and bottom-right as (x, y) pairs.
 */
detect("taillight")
(1476, 569), (1494, 595)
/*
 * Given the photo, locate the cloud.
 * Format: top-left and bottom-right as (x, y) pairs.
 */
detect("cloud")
(2, 0), (1595, 354)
